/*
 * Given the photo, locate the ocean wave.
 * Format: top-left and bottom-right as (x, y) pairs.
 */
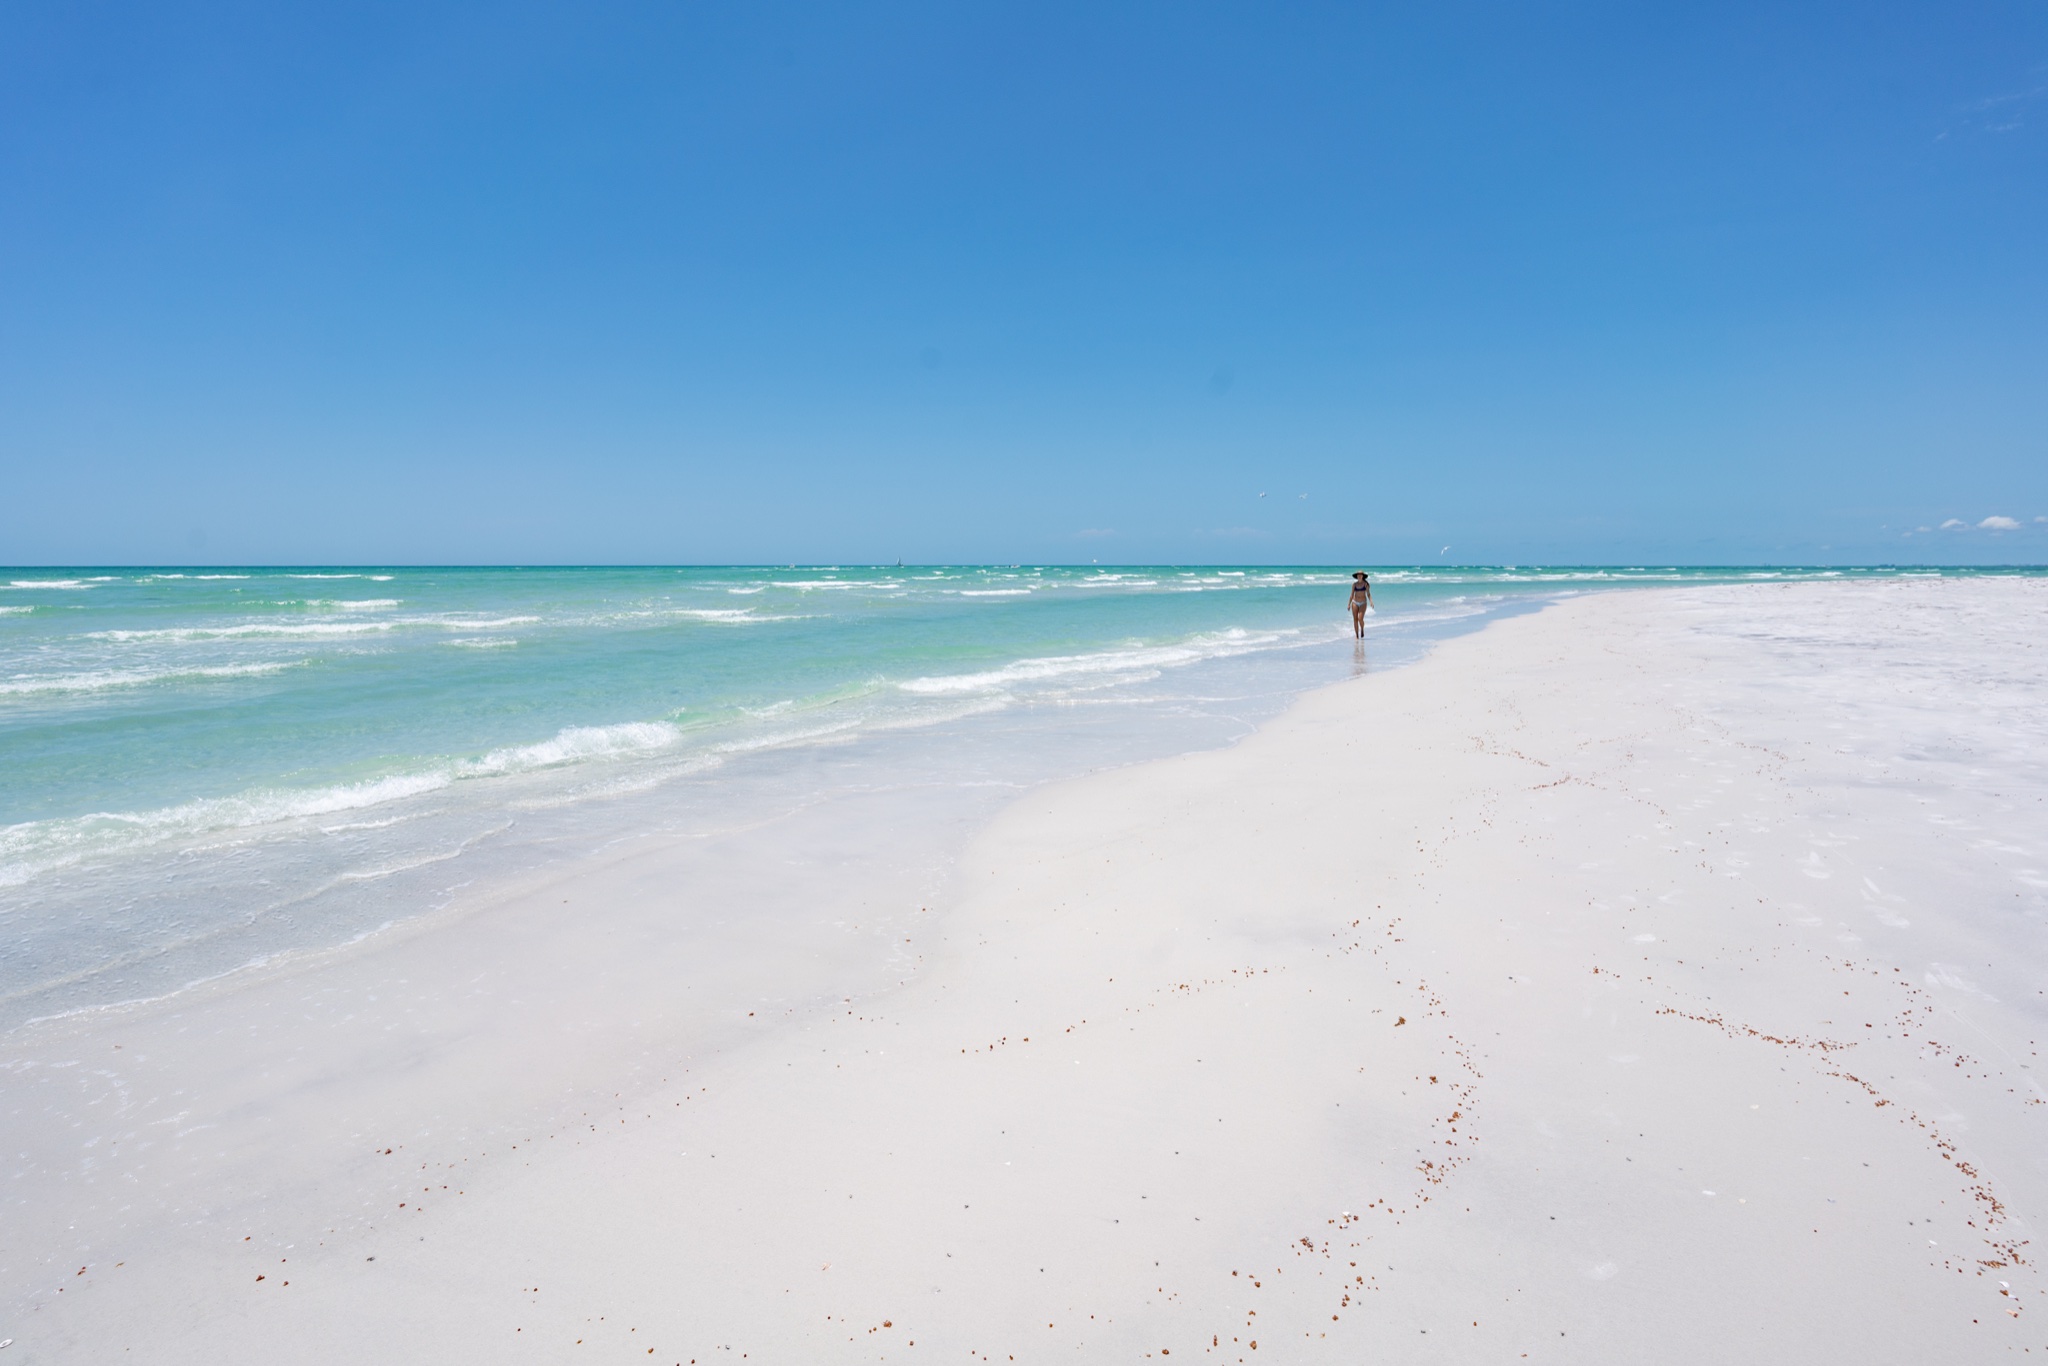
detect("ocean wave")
(770, 579), (903, 591)
(318, 815), (408, 834)
(0, 661), (303, 697)
(955, 589), (1033, 597)
(458, 722), (682, 776)
(898, 627), (1297, 696)
(411, 615), (540, 629)
(560, 605), (803, 628)
(0, 719), (687, 888)
(447, 637), (518, 649)
(706, 716), (867, 755)
(307, 598), (400, 610)
(6, 579), (94, 589)
(0, 605), (32, 616)
(88, 621), (398, 641)
(83, 612), (533, 642)
(0, 771), (457, 888)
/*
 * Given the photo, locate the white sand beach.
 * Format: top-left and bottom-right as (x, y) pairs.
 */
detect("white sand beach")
(6, 577), (2045, 1363)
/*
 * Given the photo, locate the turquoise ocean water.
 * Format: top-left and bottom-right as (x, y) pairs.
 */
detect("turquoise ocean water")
(1, 564), (2029, 1028)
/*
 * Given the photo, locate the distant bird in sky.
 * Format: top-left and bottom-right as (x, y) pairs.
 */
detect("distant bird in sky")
(1441, 545), (1451, 555)
(1258, 492), (1266, 498)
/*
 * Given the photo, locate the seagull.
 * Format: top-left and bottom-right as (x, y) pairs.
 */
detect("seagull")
(1441, 545), (1451, 555)
(1258, 492), (1266, 498)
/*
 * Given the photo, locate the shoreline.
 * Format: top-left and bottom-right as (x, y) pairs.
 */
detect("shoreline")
(7, 577), (2046, 1361)
(8, 566), (2027, 1034)
(0, 577), (1555, 1037)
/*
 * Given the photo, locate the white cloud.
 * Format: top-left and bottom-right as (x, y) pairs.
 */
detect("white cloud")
(1949, 80), (2048, 137)
(1940, 519), (1966, 530)
(1978, 515), (2022, 531)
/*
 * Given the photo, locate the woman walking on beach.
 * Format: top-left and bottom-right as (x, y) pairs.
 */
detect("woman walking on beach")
(1348, 571), (1373, 637)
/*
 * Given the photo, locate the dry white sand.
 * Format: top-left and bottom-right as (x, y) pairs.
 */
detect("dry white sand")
(6, 578), (2046, 1363)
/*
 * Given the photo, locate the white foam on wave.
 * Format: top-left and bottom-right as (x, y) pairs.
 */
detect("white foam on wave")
(570, 606), (805, 629)
(0, 661), (303, 698)
(0, 770), (456, 888)
(898, 627), (1298, 696)
(447, 638), (518, 649)
(706, 716), (866, 756)
(85, 612), (533, 642)
(0, 605), (32, 616)
(413, 615), (539, 630)
(88, 621), (397, 641)
(770, 579), (902, 592)
(458, 722), (682, 777)
(956, 589), (1033, 597)
(318, 815), (408, 834)
(6, 579), (92, 590)
(308, 598), (400, 611)
(0, 719), (687, 888)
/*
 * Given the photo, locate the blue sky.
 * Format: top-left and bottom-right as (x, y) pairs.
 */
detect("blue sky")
(2, 1), (2043, 565)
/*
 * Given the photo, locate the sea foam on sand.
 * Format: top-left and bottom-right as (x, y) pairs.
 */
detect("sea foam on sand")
(5, 577), (2045, 1363)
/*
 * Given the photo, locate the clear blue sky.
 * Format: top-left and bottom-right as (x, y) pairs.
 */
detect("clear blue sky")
(3, 1), (2043, 565)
